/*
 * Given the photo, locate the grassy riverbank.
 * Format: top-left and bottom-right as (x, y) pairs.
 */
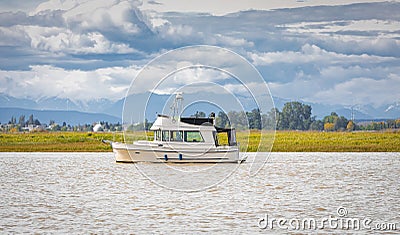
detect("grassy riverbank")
(0, 132), (123, 152)
(271, 131), (400, 152)
(0, 131), (399, 152)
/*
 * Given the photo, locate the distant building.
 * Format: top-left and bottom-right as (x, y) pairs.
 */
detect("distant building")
(93, 123), (103, 132)
(22, 124), (46, 132)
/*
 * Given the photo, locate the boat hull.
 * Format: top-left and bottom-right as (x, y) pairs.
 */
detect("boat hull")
(112, 142), (243, 163)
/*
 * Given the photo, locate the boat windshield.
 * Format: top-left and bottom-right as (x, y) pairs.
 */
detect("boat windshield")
(184, 131), (204, 142)
(154, 130), (204, 143)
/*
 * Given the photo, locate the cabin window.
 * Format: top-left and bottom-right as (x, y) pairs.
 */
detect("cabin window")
(162, 130), (170, 141)
(228, 129), (237, 146)
(184, 131), (204, 142)
(155, 130), (162, 141)
(215, 128), (237, 146)
(170, 131), (183, 142)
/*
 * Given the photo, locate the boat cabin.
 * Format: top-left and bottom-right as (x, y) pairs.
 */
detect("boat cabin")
(150, 114), (237, 147)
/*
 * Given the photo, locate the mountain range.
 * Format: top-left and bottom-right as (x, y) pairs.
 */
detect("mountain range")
(0, 107), (121, 126)
(0, 93), (399, 125)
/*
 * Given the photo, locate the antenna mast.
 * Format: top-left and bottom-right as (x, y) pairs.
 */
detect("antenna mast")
(170, 92), (183, 121)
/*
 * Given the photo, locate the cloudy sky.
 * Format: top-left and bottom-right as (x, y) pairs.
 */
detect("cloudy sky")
(0, 0), (399, 109)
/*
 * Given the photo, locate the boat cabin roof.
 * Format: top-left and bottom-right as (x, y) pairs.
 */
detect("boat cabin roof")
(150, 114), (215, 131)
(180, 117), (214, 126)
(215, 126), (236, 133)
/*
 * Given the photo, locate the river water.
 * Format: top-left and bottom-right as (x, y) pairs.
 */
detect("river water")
(0, 152), (399, 234)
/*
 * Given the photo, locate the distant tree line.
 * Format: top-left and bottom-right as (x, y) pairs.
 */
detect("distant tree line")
(125, 103), (400, 132)
(215, 101), (400, 131)
(126, 119), (152, 131)
(0, 114), (122, 133)
(360, 120), (400, 131)
(216, 109), (264, 130)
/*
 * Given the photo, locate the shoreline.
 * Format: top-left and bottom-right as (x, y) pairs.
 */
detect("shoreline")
(0, 131), (399, 152)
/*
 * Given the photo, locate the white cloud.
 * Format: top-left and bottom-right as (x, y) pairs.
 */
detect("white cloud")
(0, 65), (140, 102)
(150, 66), (232, 95)
(267, 64), (400, 107)
(281, 20), (400, 36)
(312, 74), (400, 107)
(7, 25), (135, 54)
(0, 0), (399, 110)
(207, 34), (254, 48)
(62, 0), (143, 34)
(144, 10), (169, 28)
(277, 18), (400, 57)
(139, 0), (390, 16)
(0, 26), (30, 46)
(249, 44), (396, 66)
(31, 0), (80, 14)
(158, 23), (194, 39)
(0, 1), (143, 55)
(249, 43), (399, 106)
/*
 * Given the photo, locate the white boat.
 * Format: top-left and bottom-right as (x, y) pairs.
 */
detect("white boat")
(111, 93), (244, 163)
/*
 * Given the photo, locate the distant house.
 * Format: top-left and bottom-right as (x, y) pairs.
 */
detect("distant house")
(22, 124), (46, 132)
(93, 123), (103, 132)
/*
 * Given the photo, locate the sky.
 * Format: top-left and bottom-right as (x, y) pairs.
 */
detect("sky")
(0, 0), (399, 110)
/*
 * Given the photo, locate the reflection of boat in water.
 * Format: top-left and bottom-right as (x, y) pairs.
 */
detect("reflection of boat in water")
(111, 93), (245, 163)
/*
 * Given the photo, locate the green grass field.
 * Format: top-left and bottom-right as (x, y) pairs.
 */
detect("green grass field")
(0, 132), (123, 152)
(0, 130), (399, 152)
(268, 131), (400, 152)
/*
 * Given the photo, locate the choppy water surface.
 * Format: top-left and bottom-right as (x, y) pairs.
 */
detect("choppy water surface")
(0, 152), (399, 233)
